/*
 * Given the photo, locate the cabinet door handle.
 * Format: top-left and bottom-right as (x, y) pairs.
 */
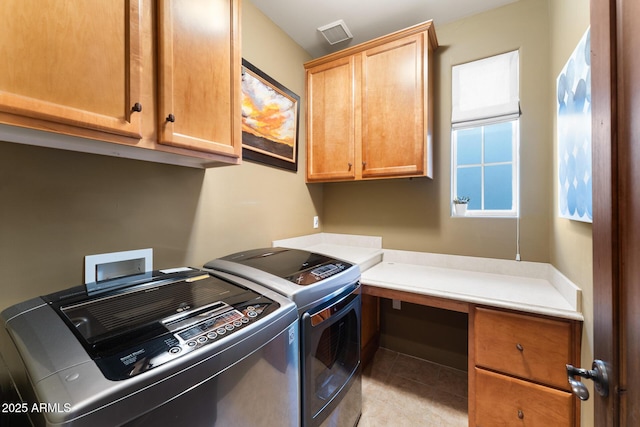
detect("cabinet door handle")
(362, 161), (367, 169)
(166, 113), (176, 123)
(131, 102), (142, 113)
(517, 410), (524, 419)
(348, 162), (352, 170)
(516, 343), (524, 351)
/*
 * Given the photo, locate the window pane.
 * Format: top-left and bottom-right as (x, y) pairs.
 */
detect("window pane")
(484, 164), (512, 209)
(484, 122), (513, 163)
(457, 128), (482, 165)
(457, 166), (481, 209)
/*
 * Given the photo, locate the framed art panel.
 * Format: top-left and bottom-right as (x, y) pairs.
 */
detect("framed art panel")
(557, 28), (592, 222)
(241, 59), (300, 171)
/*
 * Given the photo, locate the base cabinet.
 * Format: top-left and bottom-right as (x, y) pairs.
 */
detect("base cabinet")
(470, 307), (582, 427)
(359, 289), (583, 426)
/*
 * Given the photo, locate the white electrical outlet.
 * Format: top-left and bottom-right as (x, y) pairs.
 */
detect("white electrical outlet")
(313, 216), (319, 229)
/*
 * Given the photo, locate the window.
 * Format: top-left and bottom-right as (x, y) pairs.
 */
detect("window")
(451, 51), (520, 217)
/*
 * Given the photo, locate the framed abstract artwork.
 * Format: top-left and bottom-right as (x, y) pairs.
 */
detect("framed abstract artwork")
(241, 59), (300, 171)
(557, 28), (592, 222)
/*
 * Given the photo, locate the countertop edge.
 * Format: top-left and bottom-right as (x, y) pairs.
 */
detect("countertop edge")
(361, 276), (584, 322)
(273, 233), (583, 321)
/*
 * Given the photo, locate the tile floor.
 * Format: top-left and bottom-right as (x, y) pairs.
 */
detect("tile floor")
(358, 347), (468, 427)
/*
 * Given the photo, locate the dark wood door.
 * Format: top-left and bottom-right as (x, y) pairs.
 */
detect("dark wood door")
(591, 0), (640, 424)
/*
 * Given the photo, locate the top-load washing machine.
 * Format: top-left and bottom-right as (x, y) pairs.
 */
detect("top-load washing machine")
(0, 267), (300, 427)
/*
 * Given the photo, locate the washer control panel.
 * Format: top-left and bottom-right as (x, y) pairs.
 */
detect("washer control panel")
(95, 298), (275, 381)
(169, 304), (266, 354)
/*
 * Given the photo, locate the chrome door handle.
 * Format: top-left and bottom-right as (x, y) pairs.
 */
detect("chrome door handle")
(309, 287), (359, 326)
(566, 360), (609, 400)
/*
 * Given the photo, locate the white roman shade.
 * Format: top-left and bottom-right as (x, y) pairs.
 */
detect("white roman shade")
(451, 50), (520, 128)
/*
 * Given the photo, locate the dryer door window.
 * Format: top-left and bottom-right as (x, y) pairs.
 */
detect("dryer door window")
(302, 290), (361, 425)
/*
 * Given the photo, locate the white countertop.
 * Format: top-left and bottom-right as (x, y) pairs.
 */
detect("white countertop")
(362, 260), (581, 320)
(273, 233), (583, 321)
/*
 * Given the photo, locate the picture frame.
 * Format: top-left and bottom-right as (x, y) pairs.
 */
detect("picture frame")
(557, 28), (592, 222)
(241, 59), (300, 171)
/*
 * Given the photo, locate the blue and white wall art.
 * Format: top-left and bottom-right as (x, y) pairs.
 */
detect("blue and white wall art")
(557, 28), (592, 223)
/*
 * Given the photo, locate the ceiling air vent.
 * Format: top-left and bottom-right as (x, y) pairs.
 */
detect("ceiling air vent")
(317, 20), (353, 45)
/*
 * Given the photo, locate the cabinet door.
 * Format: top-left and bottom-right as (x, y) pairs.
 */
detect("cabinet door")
(0, 0), (142, 138)
(361, 33), (426, 179)
(306, 57), (357, 182)
(158, 0), (241, 159)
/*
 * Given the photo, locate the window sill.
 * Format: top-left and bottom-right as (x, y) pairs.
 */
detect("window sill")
(451, 213), (519, 219)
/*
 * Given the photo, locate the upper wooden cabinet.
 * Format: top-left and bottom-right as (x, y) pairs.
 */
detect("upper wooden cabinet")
(305, 56), (358, 181)
(305, 21), (438, 182)
(157, 0), (241, 159)
(0, 0), (143, 139)
(0, 0), (241, 168)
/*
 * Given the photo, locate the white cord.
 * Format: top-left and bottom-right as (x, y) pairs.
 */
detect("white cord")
(515, 215), (521, 261)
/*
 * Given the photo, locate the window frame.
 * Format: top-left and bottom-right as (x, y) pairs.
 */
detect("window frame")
(450, 50), (520, 219)
(451, 118), (520, 218)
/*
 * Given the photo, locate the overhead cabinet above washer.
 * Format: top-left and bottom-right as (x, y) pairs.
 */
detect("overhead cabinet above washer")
(157, 0), (242, 160)
(0, 0), (241, 168)
(0, 1), (143, 140)
(304, 21), (438, 182)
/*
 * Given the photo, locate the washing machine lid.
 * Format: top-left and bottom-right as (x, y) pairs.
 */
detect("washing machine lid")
(215, 247), (353, 285)
(205, 248), (361, 311)
(53, 271), (246, 346)
(35, 268), (284, 379)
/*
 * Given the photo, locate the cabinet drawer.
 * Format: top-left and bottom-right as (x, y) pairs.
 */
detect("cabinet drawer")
(474, 308), (573, 390)
(475, 368), (574, 427)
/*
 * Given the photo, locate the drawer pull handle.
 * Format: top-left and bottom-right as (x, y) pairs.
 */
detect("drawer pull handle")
(131, 102), (142, 113)
(517, 410), (524, 419)
(516, 343), (524, 351)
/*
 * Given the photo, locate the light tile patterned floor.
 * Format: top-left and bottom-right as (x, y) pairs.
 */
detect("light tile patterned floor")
(359, 348), (468, 427)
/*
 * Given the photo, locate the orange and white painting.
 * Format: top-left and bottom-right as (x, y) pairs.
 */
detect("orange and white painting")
(241, 60), (299, 171)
